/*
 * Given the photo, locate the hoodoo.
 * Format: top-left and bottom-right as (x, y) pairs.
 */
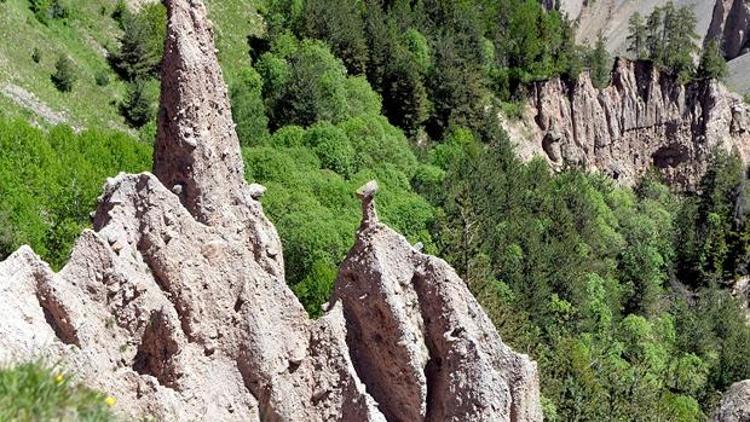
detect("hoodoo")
(0, 0), (541, 420)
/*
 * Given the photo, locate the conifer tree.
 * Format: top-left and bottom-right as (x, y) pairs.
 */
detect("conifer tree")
(51, 55), (75, 92)
(698, 39), (728, 80)
(646, 7), (664, 64)
(589, 33), (611, 88)
(626, 13), (647, 59)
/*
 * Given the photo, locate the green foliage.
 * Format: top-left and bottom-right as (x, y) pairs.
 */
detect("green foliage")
(698, 39), (728, 80)
(94, 70), (110, 87)
(28, 0), (68, 25)
(231, 67), (269, 146)
(588, 33), (611, 89)
(109, 3), (166, 81)
(299, 0), (368, 74)
(0, 118), (151, 268)
(640, 1), (699, 80)
(31, 47), (42, 64)
(0, 361), (115, 421)
(51, 55), (76, 92)
(120, 78), (155, 128)
(627, 13), (647, 59)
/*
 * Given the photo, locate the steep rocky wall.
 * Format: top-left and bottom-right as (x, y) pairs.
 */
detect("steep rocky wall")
(707, 0), (750, 60)
(506, 58), (750, 189)
(0, 0), (542, 420)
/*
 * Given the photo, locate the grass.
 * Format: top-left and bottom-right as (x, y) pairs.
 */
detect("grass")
(0, 0), (261, 131)
(0, 361), (116, 421)
(0, 0), (129, 130)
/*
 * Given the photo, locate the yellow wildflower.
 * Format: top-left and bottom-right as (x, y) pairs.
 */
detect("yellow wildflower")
(54, 373), (64, 384)
(104, 396), (117, 407)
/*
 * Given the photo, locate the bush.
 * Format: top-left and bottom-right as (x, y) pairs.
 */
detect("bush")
(51, 55), (76, 92)
(31, 48), (42, 64)
(0, 362), (115, 421)
(94, 71), (110, 87)
(120, 79), (154, 128)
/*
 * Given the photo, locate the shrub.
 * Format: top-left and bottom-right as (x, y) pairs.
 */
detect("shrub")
(120, 79), (154, 128)
(31, 48), (42, 64)
(0, 361), (114, 421)
(94, 71), (110, 86)
(51, 55), (75, 92)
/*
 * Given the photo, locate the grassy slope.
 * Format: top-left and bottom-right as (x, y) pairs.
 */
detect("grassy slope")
(0, 0), (128, 129)
(0, 0), (261, 131)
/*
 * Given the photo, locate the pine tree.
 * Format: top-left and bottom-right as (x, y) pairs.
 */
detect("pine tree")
(698, 39), (728, 80)
(626, 13), (647, 59)
(645, 7), (664, 64)
(589, 33), (611, 88)
(51, 55), (76, 92)
(666, 5), (698, 80)
(120, 79), (153, 128)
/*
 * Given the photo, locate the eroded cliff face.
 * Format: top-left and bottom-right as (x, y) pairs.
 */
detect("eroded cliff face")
(506, 58), (750, 189)
(0, 0), (541, 420)
(707, 0), (750, 60)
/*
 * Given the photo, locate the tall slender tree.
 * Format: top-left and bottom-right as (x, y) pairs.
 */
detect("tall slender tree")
(626, 13), (647, 59)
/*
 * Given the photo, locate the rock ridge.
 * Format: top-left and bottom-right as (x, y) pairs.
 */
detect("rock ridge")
(506, 58), (750, 189)
(0, 0), (541, 420)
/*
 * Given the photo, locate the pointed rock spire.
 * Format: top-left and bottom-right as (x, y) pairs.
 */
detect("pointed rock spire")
(154, 0), (246, 225)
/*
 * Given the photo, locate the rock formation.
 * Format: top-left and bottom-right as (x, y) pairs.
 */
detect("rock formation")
(506, 58), (750, 189)
(712, 380), (750, 421)
(0, 0), (541, 420)
(707, 0), (750, 60)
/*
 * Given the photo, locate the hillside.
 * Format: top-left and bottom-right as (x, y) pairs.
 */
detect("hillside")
(0, 0), (261, 130)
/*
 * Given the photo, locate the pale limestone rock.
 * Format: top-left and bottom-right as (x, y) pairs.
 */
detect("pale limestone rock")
(713, 380), (750, 421)
(507, 58), (750, 190)
(335, 184), (543, 422)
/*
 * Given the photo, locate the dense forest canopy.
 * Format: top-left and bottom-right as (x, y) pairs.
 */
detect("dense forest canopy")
(0, 0), (748, 420)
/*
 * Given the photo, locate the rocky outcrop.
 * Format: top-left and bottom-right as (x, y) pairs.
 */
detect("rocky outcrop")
(0, 0), (541, 420)
(506, 58), (750, 189)
(335, 183), (541, 421)
(707, 0), (750, 60)
(713, 380), (750, 421)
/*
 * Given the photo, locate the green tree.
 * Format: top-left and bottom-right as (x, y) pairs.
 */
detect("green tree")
(627, 13), (647, 59)
(120, 79), (154, 128)
(588, 33), (611, 89)
(51, 55), (76, 92)
(646, 7), (665, 64)
(110, 3), (166, 81)
(299, 0), (368, 74)
(230, 67), (269, 147)
(697, 39), (728, 80)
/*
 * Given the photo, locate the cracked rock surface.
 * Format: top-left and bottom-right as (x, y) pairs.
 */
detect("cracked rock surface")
(713, 380), (750, 422)
(507, 58), (750, 190)
(0, 0), (541, 420)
